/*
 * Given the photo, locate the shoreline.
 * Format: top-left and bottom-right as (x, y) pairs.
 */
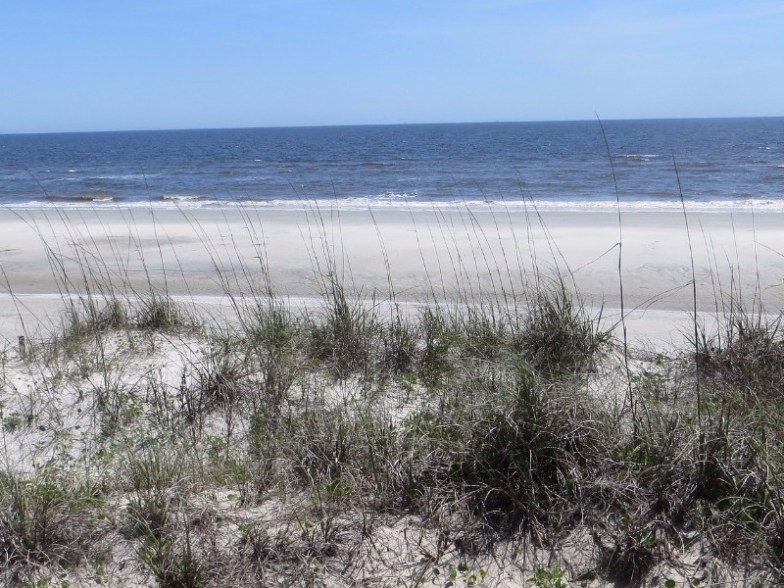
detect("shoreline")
(6, 197), (784, 213)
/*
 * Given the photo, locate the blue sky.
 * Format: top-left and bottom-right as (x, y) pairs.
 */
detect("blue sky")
(1, 0), (782, 133)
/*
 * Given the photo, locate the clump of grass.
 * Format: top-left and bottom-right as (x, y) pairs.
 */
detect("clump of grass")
(418, 306), (461, 387)
(595, 376), (783, 582)
(459, 305), (510, 361)
(380, 316), (417, 376)
(194, 347), (248, 411)
(694, 304), (784, 395)
(63, 297), (129, 341)
(594, 519), (660, 587)
(125, 451), (187, 538)
(135, 292), (188, 331)
(513, 280), (609, 378)
(137, 523), (208, 588)
(278, 407), (379, 502)
(404, 363), (603, 541)
(241, 301), (303, 407)
(125, 452), (214, 588)
(308, 278), (380, 378)
(0, 471), (105, 581)
(38, 293), (189, 375)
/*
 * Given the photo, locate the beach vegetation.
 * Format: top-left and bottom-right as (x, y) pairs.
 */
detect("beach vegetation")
(0, 471), (105, 583)
(693, 302), (784, 396)
(2, 205), (784, 587)
(135, 293), (190, 332)
(513, 279), (610, 377)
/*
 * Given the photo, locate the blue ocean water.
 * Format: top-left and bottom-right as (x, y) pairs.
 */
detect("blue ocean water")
(0, 118), (782, 211)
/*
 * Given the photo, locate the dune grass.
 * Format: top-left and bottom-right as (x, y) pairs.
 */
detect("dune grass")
(1, 205), (784, 587)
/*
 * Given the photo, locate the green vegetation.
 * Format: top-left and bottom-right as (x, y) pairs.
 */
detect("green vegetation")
(2, 210), (784, 587)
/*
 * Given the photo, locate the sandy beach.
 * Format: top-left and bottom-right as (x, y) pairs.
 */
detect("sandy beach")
(3, 205), (784, 586)
(2, 205), (783, 347)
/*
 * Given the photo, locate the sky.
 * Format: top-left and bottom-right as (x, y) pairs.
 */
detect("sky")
(1, 0), (783, 133)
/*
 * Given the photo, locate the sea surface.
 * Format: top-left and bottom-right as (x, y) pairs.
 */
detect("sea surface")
(1, 118), (783, 211)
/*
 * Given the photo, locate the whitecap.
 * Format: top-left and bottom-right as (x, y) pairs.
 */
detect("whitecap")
(88, 174), (151, 181)
(618, 154), (660, 162)
(377, 191), (416, 199)
(161, 194), (202, 201)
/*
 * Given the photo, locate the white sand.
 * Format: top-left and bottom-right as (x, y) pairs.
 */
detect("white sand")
(1, 205), (783, 348)
(1, 205), (781, 586)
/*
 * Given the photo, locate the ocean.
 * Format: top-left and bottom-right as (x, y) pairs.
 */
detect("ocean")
(1, 118), (782, 211)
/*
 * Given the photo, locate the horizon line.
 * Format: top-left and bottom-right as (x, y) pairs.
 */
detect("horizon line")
(3, 114), (783, 137)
